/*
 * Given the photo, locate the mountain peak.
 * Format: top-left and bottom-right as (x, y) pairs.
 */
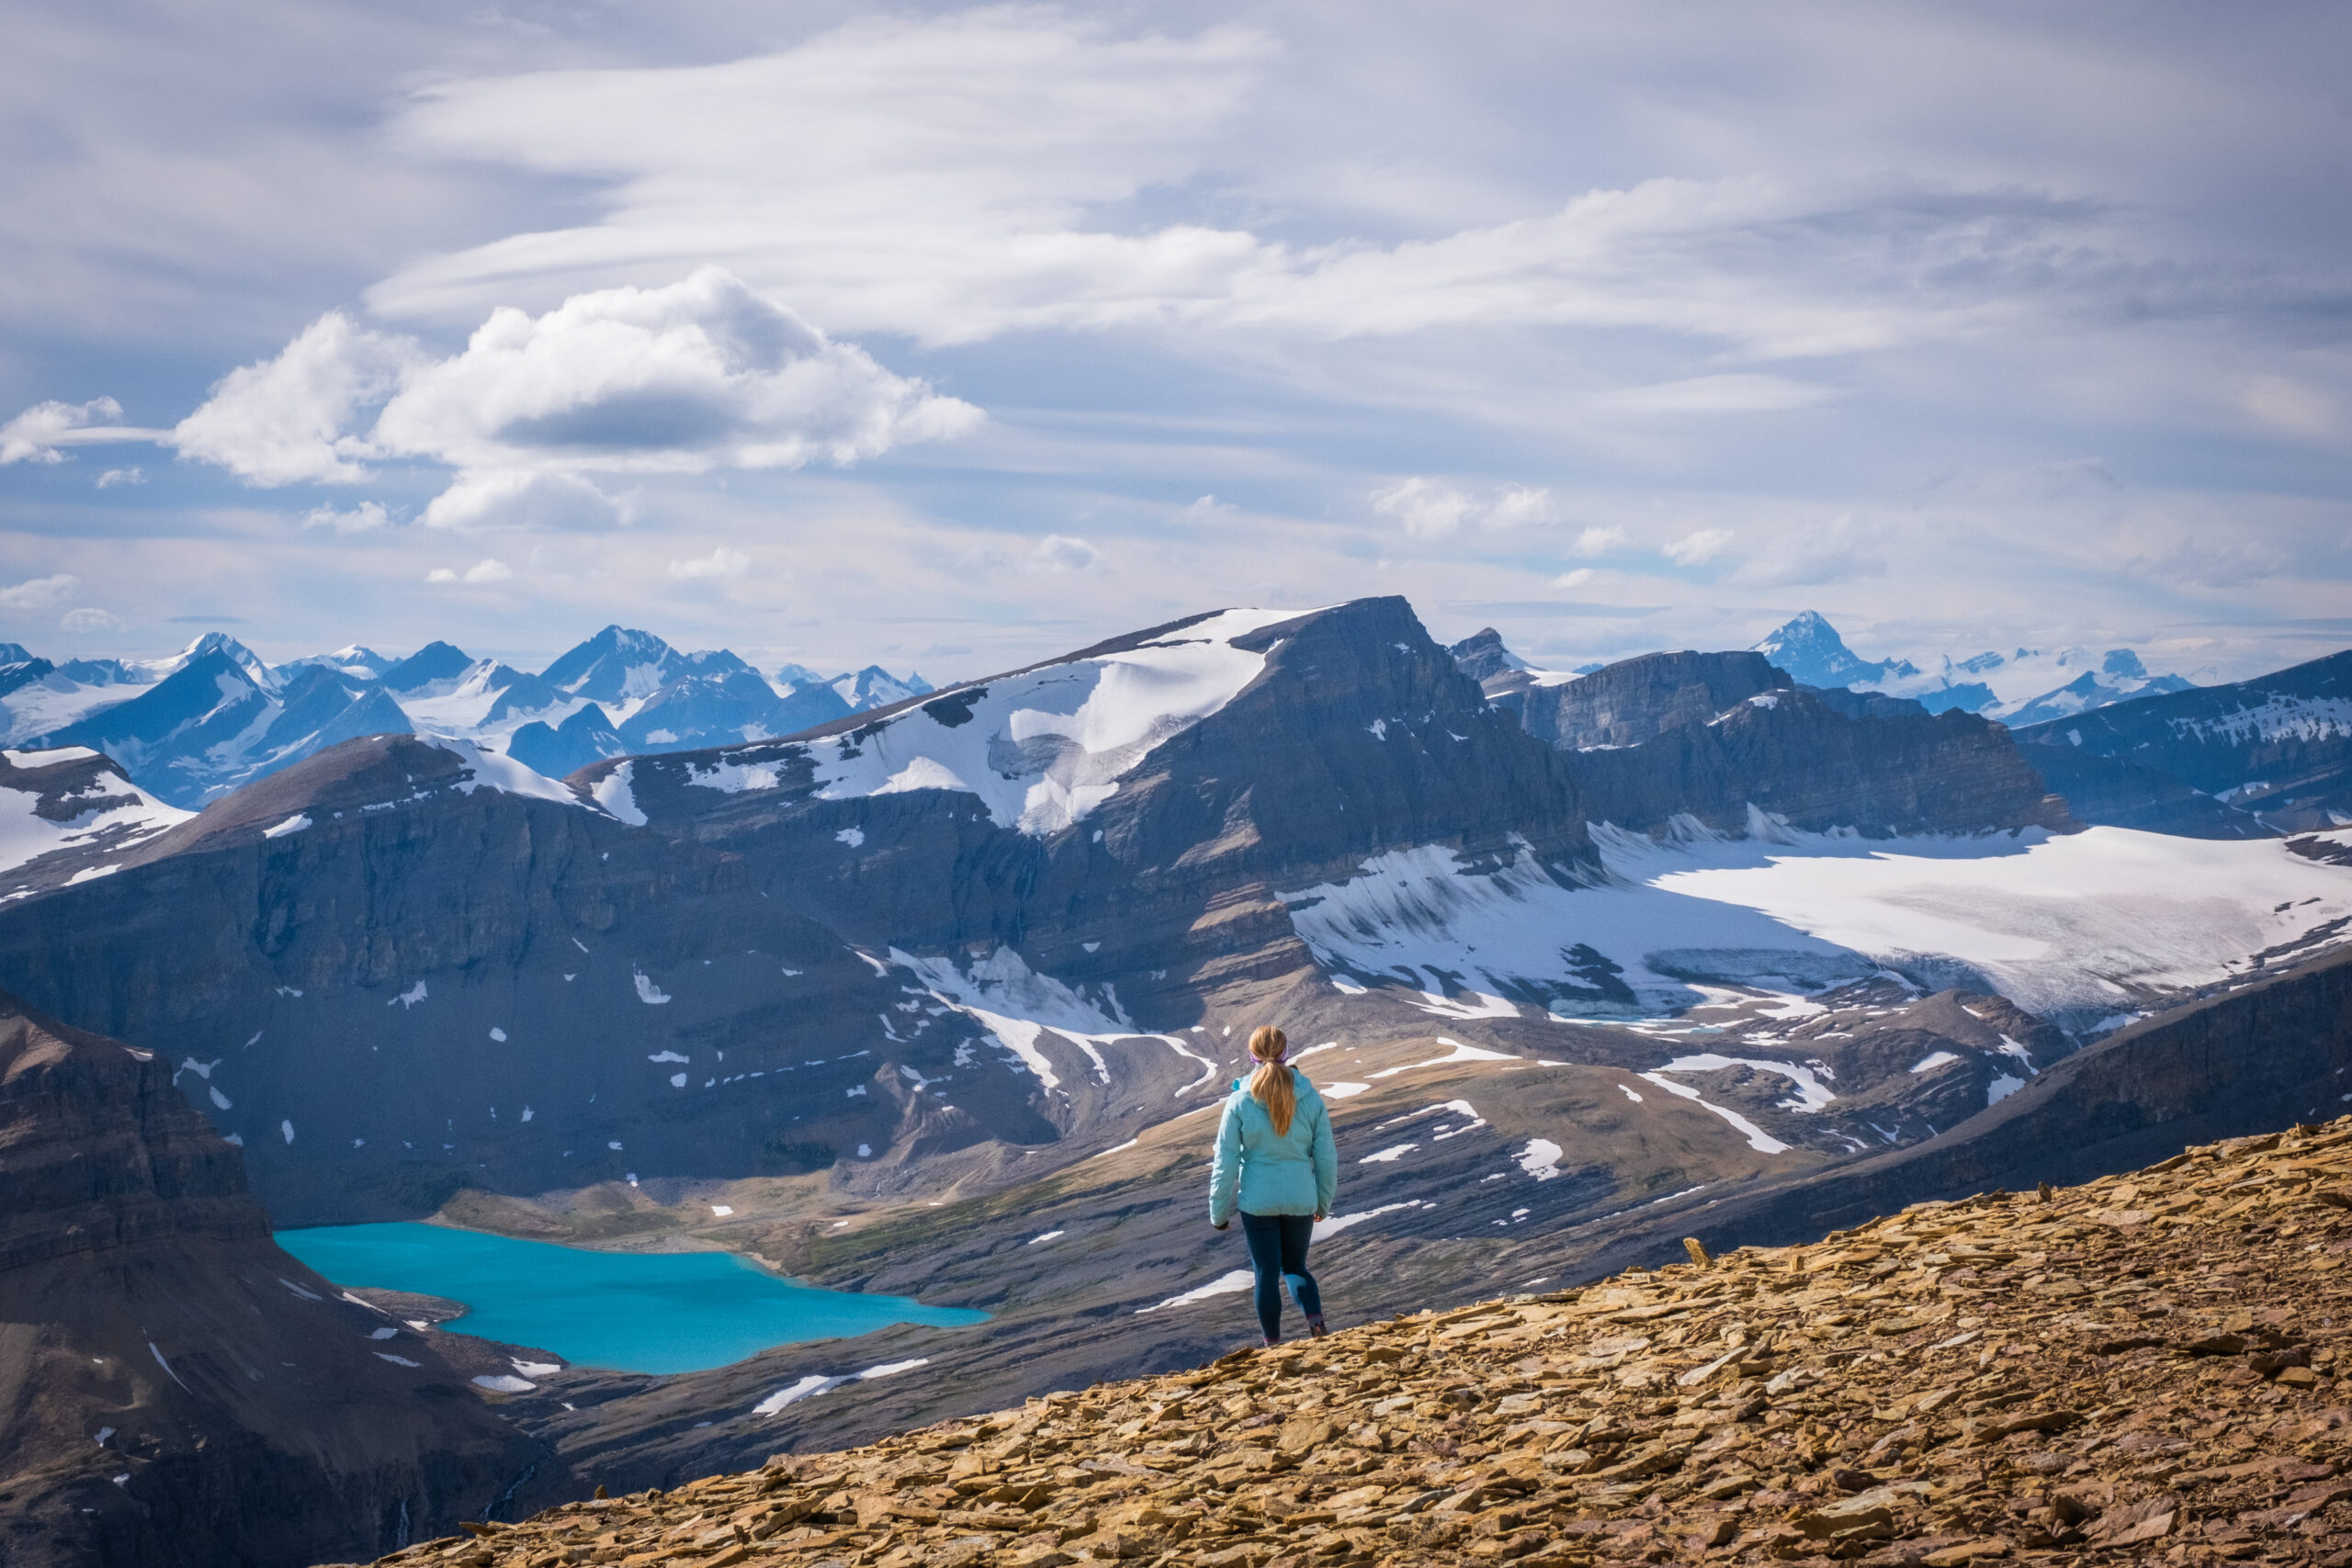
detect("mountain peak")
(540, 626), (679, 702)
(1752, 610), (1888, 689)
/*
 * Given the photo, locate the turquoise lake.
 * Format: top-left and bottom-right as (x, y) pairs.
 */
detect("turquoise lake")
(275, 1222), (985, 1375)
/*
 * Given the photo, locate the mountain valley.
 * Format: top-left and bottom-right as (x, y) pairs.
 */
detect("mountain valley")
(1, 596), (2349, 1567)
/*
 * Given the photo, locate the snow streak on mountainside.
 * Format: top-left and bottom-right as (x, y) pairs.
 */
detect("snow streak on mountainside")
(1281, 819), (2352, 1030)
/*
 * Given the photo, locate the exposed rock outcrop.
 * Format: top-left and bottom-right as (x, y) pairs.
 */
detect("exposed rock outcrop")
(346, 1116), (2352, 1568)
(0, 989), (541, 1568)
(1523, 650), (1788, 751)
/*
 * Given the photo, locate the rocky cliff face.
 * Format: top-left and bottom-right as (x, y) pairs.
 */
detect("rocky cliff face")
(1455, 644), (2075, 839)
(0, 989), (538, 1568)
(1572, 687), (2078, 838)
(1524, 649), (1789, 750)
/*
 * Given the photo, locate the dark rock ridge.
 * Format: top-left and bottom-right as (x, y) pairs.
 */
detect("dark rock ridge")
(2019, 741), (2274, 840)
(2012, 649), (2352, 833)
(1455, 644), (2075, 839)
(1570, 684), (2077, 838)
(0, 987), (539, 1568)
(1523, 649), (1787, 750)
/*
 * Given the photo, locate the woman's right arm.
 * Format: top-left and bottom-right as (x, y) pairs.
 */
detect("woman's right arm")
(1208, 1100), (1242, 1228)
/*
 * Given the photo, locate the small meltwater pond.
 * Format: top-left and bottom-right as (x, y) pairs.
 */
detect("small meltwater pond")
(275, 1222), (985, 1375)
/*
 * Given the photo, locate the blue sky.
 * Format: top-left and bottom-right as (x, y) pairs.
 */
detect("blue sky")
(2, 1), (2347, 683)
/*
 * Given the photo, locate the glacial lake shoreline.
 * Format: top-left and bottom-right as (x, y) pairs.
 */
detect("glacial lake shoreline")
(275, 1220), (986, 1375)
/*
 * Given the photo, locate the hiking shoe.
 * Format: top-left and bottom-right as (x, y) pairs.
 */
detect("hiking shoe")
(1306, 1316), (1329, 1338)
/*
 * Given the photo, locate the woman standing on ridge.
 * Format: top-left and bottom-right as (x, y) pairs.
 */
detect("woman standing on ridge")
(1209, 1025), (1338, 1346)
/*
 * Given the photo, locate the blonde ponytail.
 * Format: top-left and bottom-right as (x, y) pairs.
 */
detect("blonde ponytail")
(1248, 1025), (1295, 1136)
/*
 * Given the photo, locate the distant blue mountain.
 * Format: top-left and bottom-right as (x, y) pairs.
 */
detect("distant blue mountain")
(505, 703), (629, 780)
(46, 648), (412, 807)
(540, 626), (679, 705)
(382, 641), (475, 694)
(1753, 611), (1915, 688)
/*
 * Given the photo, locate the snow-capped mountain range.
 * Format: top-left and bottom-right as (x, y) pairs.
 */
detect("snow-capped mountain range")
(1749, 610), (2199, 723)
(0, 627), (931, 809)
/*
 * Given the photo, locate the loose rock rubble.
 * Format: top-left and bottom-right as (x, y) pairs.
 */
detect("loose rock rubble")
(346, 1118), (2352, 1567)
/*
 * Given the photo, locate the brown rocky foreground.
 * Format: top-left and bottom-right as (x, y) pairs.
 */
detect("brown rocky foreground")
(345, 1116), (2352, 1568)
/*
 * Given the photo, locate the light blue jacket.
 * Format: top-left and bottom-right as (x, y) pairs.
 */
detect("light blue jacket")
(1209, 1072), (1337, 1225)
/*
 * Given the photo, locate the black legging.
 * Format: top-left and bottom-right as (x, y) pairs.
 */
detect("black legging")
(1238, 1212), (1323, 1341)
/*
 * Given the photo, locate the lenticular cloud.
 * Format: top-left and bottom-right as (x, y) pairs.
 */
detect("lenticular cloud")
(161, 268), (980, 526)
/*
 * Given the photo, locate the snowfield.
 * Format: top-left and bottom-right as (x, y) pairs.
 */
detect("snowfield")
(1283, 818), (2352, 1028)
(0, 751), (190, 875)
(803, 608), (1307, 837)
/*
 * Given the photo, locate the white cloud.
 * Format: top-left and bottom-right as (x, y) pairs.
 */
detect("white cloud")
(1373, 477), (1556, 539)
(59, 607), (123, 634)
(0, 573), (82, 609)
(364, 14), (2129, 365)
(1024, 535), (1103, 574)
(1663, 528), (1735, 566)
(669, 546), (749, 581)
(371, 269), (980, 475)
(1572, 525), (1626, 556)
(425, 558), (512, 584)
(423, 469), (630, 532)
(95, 467), (144, 489)
(302, 501), (392, 533)
(1554, 568), (1596, 589)
(1175, 494), (1231, 524)
(0, 398), (127, 465)
(160, 269), (979, 530)
(172, 313), (419, 484)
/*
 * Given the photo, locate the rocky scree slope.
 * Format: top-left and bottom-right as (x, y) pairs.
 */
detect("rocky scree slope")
(0, 987), (541, 1568)
(344, 1118), (2352, 1568)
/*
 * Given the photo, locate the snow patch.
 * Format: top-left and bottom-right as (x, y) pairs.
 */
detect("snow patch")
(1636, 1071), (1790, 1154)
(633, 969), (672, 1004)
(589, 762), (648, 826)
(1650, 1053), (1835, 1112)
(261, 813), (311, 839)
(1136, 1269), (1255, 1314)
(1517, 1139), (1565, 1180)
